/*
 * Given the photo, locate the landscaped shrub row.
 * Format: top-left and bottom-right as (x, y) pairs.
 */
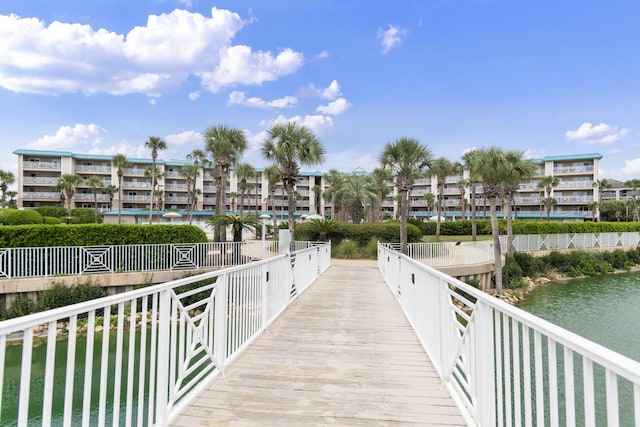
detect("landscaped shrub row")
(408, 218), (493, 236)
(504, 247), (640, 289)
(295, 221), (421, 245)
(0, 207), (103, 225)
(1, 281), (107, 320)
(0, 224), (207, 247)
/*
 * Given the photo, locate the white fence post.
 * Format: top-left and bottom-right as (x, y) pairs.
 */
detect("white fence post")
(155, 289), (171, 426)
(214, 273), (228, 373)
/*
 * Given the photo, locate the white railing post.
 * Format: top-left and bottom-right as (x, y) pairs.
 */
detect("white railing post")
(155, 289), (172, 426)
(214, 273), (228, 373)
(474, 302), (497, 426)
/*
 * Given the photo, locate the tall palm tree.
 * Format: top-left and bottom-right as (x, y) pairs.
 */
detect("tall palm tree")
(6, 191), (17, 208)
(423, 192), (436, 216)
(462, 149), (482, 241)
(592, 179), (611, 221)
(380, 137), (433, 254)
(144, 136), (167, 223)
(372, 167), (392, 222)
(85, 175), (105, 223)
(205, 125), (248, 241)
(179, 164), (198, 223)
(477, 147), (510, 295)
(263, 165), (281, 231)
(430, 157), (454, 240)
(457, 178), (469, 220)
(543, 197), (558, 220)
(624, 179), (640, 221)
(502, 150), (536, 255)
(333, 174), (377, 224)
(111, 154), (131, 224)
(104, 185), (118, 211)
(537, 175), (559, 221)
(0, 170), (15, 209)
(236, 163), (256, 214)
(262, 122), (326, 248)
(323, 169), (345, 220)
(56, 173), (83, 217)
(311, 184), (323, 215)
(187, 148), (208, 214)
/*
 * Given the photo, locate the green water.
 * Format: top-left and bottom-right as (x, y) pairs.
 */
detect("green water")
(518, 272), (640, 362)
(516, 272), (640, 424)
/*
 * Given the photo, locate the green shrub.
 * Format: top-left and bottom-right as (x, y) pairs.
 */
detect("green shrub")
(1, 209), (43, 225)
(362, 238), (379, 258)
(503, 256), (525, 289)
(511, 252), (545, 277)
(34, 206), (67, 219)
(70, 208), (101, 224)
(295, 221), (420, 245)
(43, 216), (62, 224)
(2, 295), (38, 320)
(332, 240), (359, 259)
(38, 281), (107, 312)
(0, 224), (208, 247)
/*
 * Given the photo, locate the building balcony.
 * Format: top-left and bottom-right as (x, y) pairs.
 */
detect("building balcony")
(23, 161), (60, 170)
(557, 180), (594, 189)
(553, 166), (594, 174)
(556, 196), (593, 203)
(165, 183), (188, 191)
(123, 168), (147, 176)
(23, 177), (59, 185)
(122, 181), (151, 189)
(74, 165), (111, 173)
(22, 192), (62, 200)
(122, 195), (152, 202)
(74, 193), (111, 201)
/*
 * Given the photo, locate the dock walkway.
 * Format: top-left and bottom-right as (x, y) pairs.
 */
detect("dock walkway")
(171, 259), (466, 426)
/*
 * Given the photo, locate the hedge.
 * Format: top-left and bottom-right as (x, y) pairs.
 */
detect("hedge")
(408, 218), (493, 236)
(295, 221), (421, 244)
(511, 221), (640, 234)
(0, 224), (208, 247)
(0, 209), (43, 225)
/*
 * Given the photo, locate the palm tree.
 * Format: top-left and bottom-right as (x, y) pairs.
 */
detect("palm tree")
(236, 163), (256, 214)
(502, 150), (536, 255)
(380, 137), (433, 254)
(263, 165), (281, 231)
(205, 125), (248, 241)
(311, 185), (323, 215)
(538, 175), (559, 221)
(333, 174), (377, 224)
(179, 164), (198, 222)
(323, 169), (345, 220)
(144, 166), (165, 223)
(543, 197), (558, 220)
(144, 136), (167, 223)
(0, 170), (15, 208)
(462, 149), (482, 240)
(56, 173), (83, 217)
(207, 213), (260, 263)
(111, 154), (131, 224)
(6, 191), (17, 208)
(104, 184), (118, 211)
(423, 192), (436, 215)
(456, 179), (469, 220)
(262, 122), (326, 249)
(592, 179), (611, 221)
(229, 192), (238, 212)
(477, 147), (510, 296)
(372, 167), (392, 222)
(624, 179), (640, 221)
(187, 148), (208, 214)
(85, 175), (105, 223)
(308, 218), (339, 241)
(430, 157), (454, 240)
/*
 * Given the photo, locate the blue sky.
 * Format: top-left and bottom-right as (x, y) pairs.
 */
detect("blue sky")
(1, 0), (639, 188)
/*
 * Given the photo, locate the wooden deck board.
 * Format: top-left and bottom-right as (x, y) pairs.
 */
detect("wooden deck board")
(171, 260), (467, 426)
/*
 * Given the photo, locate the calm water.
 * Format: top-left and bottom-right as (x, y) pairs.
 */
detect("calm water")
(517, 271), (640, 362)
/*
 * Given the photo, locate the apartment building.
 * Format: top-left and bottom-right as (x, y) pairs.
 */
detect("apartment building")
(13, 149), (601, 222)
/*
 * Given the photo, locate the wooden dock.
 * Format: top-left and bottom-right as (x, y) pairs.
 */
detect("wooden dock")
(171, 259), (466, 426)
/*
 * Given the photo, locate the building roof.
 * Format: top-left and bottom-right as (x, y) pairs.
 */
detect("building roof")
(534, 153), (603, 162)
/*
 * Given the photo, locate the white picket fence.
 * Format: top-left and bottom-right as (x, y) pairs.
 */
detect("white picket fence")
(0, 243), (331, 426)
(502, 232), (640, 252)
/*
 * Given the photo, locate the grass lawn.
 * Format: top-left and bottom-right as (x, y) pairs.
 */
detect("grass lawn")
(422, 235), (493, 243)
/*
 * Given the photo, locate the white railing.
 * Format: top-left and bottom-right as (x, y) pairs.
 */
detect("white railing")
(502, 232), (640, 252)
(0, 244), (330, 426)
(0, 242), (253, 279)
(378, 243), (640, 426)
(382, 242), (493, 267)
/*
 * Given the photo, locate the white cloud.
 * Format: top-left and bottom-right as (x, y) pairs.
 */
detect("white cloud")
(303, 80), (341, 100)
(262, 114), (334, 136)
(377, 25), (407, 54)
(565, 122), (630, 145)
(0, 8), (303, 95)
(620, 158), (640, 177)
(188, 91), (200, 100)
(228, 91), (297, 109)
(89, 143), (148, 159)
(316, 50), (329, 59)
(27, 124), (107, 150)
(316, 97), (351, 115)
(165, 130), (202, 146)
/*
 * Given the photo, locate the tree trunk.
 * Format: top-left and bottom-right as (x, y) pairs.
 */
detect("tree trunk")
(399, 190), (408, 254)
(470, 183), (477, 241)
(505, 196), (515, 256)
(489, 197), (503, 295)
(286, 183), (296, 252)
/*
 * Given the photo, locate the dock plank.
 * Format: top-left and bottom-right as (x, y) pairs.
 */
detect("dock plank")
(171, 260), (466, 426)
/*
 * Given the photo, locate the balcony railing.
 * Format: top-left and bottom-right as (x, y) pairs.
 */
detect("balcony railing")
(23, 161), (61, 170)
(22, 177), (59, 185)
(553, 165), (594, 174)
(21, 192), (61, 200)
